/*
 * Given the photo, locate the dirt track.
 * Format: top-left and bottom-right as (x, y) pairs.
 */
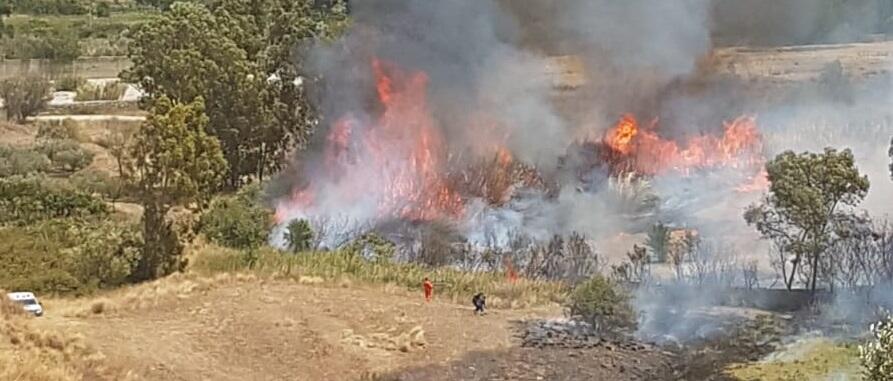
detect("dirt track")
(29, 278), (676, 381)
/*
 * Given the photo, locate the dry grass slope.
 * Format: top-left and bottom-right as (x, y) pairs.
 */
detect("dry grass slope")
(0, 292), (134, 381)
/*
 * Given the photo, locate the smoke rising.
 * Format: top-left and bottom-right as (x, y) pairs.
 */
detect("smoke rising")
(273, 0), (893, 342)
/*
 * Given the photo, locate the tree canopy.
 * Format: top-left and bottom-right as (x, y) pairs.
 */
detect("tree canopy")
(123, 0), (348, 188)
(745, 148), (870, 292)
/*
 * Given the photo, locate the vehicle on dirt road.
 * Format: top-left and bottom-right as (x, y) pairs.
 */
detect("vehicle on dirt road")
(6, 292), (44, 316)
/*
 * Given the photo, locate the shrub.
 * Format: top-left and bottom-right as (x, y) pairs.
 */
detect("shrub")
(52, 75), (86, 92)
(0, 31), (81, 61)
(0, 219), (142, 295)
(35, 139), (94, 172)
(93, 2), (110, 17)
(199, 185), (273, 251)
(284, 219), (314, 253)
(0, 145), (50, 177)
(861, 315), (893, 381)
(0, 175), (109, 225)
(566, 275), (637, 333)
(70, 169), (127, 200)
(0, 77), (51, 122)
(75, 81), (127, 101)
(11, 0), (89, 15)
(36, 119), (85, 142)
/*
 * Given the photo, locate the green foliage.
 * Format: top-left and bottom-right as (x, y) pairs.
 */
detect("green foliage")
(199, 186), (273, 251)
(745, 148), (870, 291)
(36, 119), (84, 141)
(135, 0), (175, 11)
(130, 95), (227, 281)
(566, 275), (637, 333)
(92, 2), (109, 18)
(52, 74), (85, 91)
(0, 20), (80, 60)
(0, 219), (142, 295)
(0, 145), (50, 176)
(0, 76), (51, 122)
(861, 315), (893, 381)
(284, 219), (314, 253)
(70, 168), (126, 200)
(9, 0), (89, 15)
(0, 175), (108, 225)
(123, 0), (348, 187)
(35, 138), (94, 172)
(75, 81), (127, 101)
(645, 222), (670, 263)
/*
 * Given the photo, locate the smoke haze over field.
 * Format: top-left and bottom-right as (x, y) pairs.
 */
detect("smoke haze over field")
(275, 0), (893, 267)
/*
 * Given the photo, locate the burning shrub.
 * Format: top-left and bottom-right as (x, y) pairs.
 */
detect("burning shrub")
(861, 315), (893, 381)
(566, 275), (637, 333)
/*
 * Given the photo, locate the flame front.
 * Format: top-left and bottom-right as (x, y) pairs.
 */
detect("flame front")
(276, 59), (463, 222)
(602, 114), (764, 177)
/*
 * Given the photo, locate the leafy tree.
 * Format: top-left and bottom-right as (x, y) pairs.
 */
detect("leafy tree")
(123, 1), (347, 188)
(861, 315), (893, 381)
(745, 148), (870, 292)
(645, 222), (670, 263)
(129, 95), (227, 281)
(0, 77), (51, 122)
(199, 184), (273, 251)
(284, 219), (314, 253)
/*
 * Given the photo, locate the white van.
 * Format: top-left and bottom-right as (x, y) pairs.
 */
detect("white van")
(6, 292), (44, 316)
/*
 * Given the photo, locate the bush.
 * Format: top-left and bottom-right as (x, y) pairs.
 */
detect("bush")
(36, 119), (85, 142)
(0, 77), (51, 122)
(35, 139), (94, 172)
(11, 0), (89, 15)
(0, 145), (50, 177)
(53, 75), (86, 92)
(284, 219), (314, 253)
(93, 2), (110, 17)
(0, 219), (142, 295)
(861, 315), (893, 381)
(0, 175), (109, 225)
(199, 185), (273, 251)
(70, 169), (126, 200)
(566, 275), (637, 333)
(75, 81), (127, 101)
(0, 31), (80, 61)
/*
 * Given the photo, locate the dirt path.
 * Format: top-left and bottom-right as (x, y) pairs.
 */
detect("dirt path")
(34, 279), (560, 381)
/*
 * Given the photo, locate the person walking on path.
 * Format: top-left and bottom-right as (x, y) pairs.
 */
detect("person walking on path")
(423, 277), (434, 302)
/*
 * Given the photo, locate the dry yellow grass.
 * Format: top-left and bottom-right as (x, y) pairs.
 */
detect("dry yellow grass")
(0, 293), (134, 381)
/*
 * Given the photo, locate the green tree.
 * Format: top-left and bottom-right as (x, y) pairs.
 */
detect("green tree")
(644, 222), (670, 263)
(129, 95), (227, 281)
(744, 148), (870, 292)
(0, 77), (51, 123)
(284, 219), (314, 253)
(199, 184), (273, 251)
(123, 1), (347, 188)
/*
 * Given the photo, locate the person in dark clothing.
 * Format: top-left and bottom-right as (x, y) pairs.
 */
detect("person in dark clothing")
(472, 293), (486, 315)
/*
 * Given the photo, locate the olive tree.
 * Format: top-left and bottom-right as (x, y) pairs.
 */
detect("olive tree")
(745, 148), (870, 292)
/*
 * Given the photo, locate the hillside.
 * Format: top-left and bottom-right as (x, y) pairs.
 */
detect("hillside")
(7, 274), (671, 381)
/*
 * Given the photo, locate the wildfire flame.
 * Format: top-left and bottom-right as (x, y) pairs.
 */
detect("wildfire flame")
(602, 114), (764, 177)
(275, 58), (464, 223)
